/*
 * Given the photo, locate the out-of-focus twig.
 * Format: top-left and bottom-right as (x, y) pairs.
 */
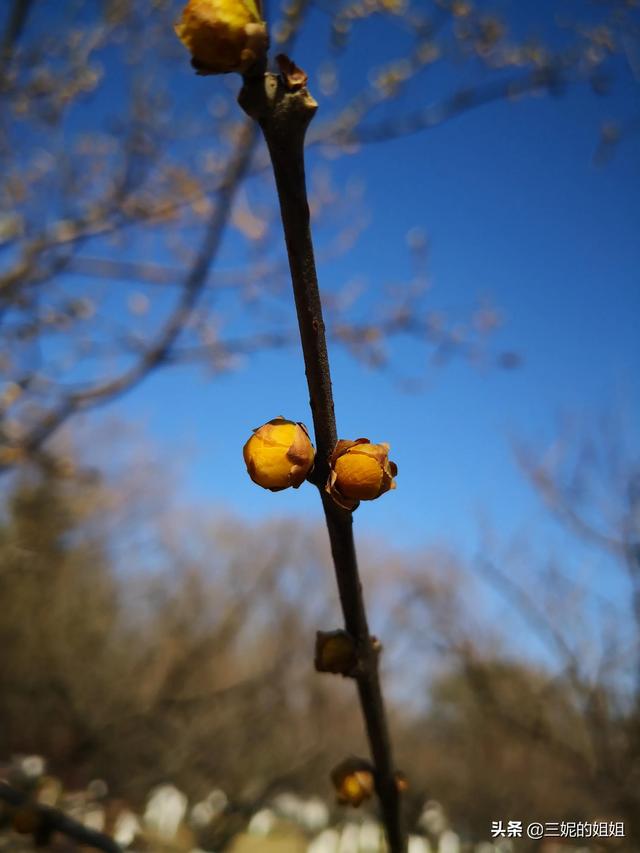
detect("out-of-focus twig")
(0, 0), (35, 79)
(0, 121), (259, 470)
(0, 780), (122, 852)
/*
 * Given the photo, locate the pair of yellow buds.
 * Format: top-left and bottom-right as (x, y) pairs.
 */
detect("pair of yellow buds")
(243, 417), (397, 511)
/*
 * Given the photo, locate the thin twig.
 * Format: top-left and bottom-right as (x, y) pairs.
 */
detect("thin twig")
(0, 0), (35, 79)
(0, 781), (122, 852)
(0, 122), (258, 472)
(239, 65), (406, 852)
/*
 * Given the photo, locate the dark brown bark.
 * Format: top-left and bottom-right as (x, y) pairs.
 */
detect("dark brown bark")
(239, 68), (406, 852)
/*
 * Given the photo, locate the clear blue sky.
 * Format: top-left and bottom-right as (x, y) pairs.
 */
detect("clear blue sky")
(12, 2), (640, 567)
(79, 2), (639, 560)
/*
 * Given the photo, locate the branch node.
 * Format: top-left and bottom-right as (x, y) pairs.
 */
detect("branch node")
(238, 68), (317, 143)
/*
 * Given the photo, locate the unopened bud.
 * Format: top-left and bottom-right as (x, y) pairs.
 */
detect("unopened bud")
(331, 757), (375, 807)
(315, 630), (357, 676)
(327, 439), (397, 511)
(243, 417), (315, 491)
(175, 0), (268, 75)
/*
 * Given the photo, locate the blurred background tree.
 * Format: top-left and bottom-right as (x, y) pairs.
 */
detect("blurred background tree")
(392, 412), (640, 844)
(1, 0), (639, 850)
(1, 0), (637, 468)
(1, 412), (639, 848)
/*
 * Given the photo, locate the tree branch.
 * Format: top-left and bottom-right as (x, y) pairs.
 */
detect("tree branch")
(314, 66), (565, 147)
(0, 781), (122, 853)
(239, 64), (406, 851)
(0, 121), (258, 470)
(0, 0), (35, 79)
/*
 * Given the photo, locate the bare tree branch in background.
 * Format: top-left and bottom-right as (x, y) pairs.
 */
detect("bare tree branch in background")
(1, 0), (636, 471)
(0, 780), (122, 852)
(1, 411), (639, 848)
(426, 413), (640, 845)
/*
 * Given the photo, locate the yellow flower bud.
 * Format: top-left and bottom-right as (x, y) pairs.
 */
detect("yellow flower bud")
(331, 757), (375, 808)
(326, 439), (397, 511)
(175, 0), (268, 75)
(315, 629), (357, 676)
(243, 417), (315, 491)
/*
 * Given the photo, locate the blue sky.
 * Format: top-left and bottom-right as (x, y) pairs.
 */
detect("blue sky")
(7, 1), (639, 570)
(77, 2), (639, 565)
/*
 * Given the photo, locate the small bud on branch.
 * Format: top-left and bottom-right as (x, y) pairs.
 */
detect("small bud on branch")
(315, 629), (358, 676)
(243, 416), (315, 490)
(327, 439), (398, 511)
